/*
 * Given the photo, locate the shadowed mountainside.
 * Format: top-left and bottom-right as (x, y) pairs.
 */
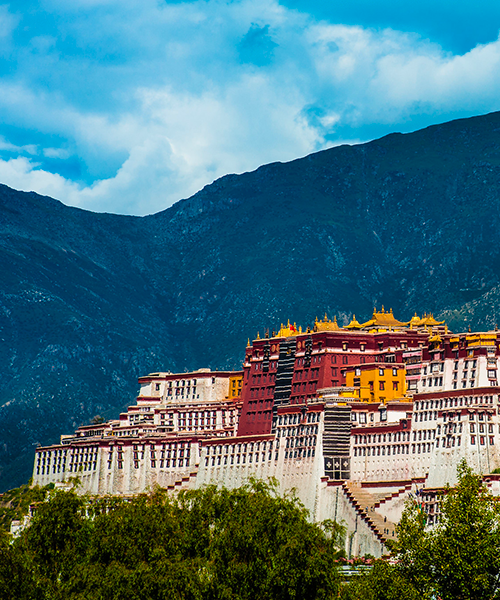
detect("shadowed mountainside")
(2, 110), (500, 489)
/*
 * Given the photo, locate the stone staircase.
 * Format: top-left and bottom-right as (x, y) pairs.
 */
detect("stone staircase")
(374, 482), (413, 509)
(342, 481), (398, 544)
(165, 469), (198, 492)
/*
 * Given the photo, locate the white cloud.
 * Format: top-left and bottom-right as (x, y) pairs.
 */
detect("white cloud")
(0, 136), (37, 155)
(1, 1), (500, 214)
(0, 157), (81, 201)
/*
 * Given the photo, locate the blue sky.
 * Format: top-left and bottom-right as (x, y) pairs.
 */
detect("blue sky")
(0, 0), (500, 215)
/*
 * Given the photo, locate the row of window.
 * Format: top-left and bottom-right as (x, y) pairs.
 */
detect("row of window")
(278, 413), (320, 426)
(284, 435), (317, 448)
(205, 441), (274, 455)
(250, 387), (274, 398)
(354, 431), (409, 445)
(167, 379), (199, 387)
(278, 425), (319, 437)
(250, 361), (277, 371)
(251, 373), (276, 384)
(167, 390), (200, 399)
(354, 445), (410, 457)
(292, 381), (317, 393)
(248, 411), (272, 421)
(414, 396), (496, 411)
(285, 448), (315, 459)
(421, 377), (443, 387)
(295, 368), (320, 380)
(205, 451), (273, 466)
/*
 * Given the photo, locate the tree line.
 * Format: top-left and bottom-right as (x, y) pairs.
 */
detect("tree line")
(1, 461), (500, 600)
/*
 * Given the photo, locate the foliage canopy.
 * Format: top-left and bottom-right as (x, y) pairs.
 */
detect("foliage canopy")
(0, 479), (344, 600)
(345, 460), (500, 600)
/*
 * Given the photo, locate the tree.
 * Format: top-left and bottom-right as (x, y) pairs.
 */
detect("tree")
(342, 560), (421, 600)
(22, 490), (89, 600)
(346, 460), (500, 600)
(429, 460), (500, 600)
(0, 480), (344, 600)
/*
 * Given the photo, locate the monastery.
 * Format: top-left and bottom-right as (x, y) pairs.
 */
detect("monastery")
(32, 309), (500, 557)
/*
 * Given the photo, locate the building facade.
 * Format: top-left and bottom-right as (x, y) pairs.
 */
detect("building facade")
(32, 310), (500, 557)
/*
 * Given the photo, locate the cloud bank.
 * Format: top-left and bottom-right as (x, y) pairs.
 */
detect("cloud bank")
(0, 0), (499, 215)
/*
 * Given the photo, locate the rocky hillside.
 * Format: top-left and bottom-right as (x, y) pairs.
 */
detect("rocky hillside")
(2, 110), (500, 490)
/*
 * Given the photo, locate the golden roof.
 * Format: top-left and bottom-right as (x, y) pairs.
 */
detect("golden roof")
(275, 320), (302, 338)
(420, 313), (445, 326)
(314, 314), (341, 332)
(409, 312), (445, 328)
(345, 315), (363, 329)
(361, 307), (408, 329)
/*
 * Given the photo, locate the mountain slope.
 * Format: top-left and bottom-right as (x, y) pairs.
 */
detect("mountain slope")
(2, 111), (500, 489)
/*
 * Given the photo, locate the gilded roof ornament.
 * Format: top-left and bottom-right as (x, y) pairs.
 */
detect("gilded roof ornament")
(360, 309), (408, 329)
(314, 314), (341, 331)
(276, 320), (300, 338)
(345, 315), (363, 329)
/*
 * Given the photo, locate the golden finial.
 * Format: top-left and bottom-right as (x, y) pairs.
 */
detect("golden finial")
(257, 331), (261, 339)
(468, 325), (471, 333)
(381, 305), (385, 313)
(324, 313), (328, 322)
(390, 307), (393, 314)
(445, 325), (448, 334)
(247, 338), (251, 347)
(333, 316), (338, 324)
(299, 325), (302, 333)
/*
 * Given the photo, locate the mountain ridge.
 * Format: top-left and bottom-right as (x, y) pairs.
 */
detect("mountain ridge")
(2, 110), (500, 489)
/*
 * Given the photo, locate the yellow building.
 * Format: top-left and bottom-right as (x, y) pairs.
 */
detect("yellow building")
(229, 374), (243, 399)
(344, 363), (406, 404)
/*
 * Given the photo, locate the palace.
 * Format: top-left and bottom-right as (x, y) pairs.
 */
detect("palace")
(32, 309), (500, 557)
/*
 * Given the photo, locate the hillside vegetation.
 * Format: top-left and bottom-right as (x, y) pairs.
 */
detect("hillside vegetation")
(3, 111), (500, 489)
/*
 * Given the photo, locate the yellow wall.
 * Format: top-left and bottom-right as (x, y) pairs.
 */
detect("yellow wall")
(229, 375), (243, 399)
(344, 365), (406, 404)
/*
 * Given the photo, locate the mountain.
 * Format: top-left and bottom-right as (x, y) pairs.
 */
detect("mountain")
(2, 110), (500, 490)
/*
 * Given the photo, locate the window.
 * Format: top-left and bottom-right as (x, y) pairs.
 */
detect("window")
(379, 382), (385, 391)
(359, 413), (367, 424)
(393, 382), (399, 391)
